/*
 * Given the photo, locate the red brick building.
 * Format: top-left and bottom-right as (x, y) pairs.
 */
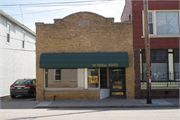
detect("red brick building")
(121, 0), (179, 98)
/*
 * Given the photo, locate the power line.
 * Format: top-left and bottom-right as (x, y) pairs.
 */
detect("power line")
(8, 3), (98, 16)
(19, 5), (24, 24)
(0, 47), (35, 52)
(26, 37), (35, 50)
(132, 1), (142, 18)
(0, 35), (35, 45)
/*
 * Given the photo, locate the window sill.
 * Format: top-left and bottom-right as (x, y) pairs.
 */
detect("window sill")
(6, 42), (10, 45)
(53, 80), (61, 82)
(45, 88), (100, 91)
(141, 35), (180, 38)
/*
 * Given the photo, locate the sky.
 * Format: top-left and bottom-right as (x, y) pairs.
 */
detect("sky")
(0, 0), (125, 32)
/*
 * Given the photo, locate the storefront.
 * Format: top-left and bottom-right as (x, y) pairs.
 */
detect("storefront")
(40, 52), (128, 99)
(36, 12), (134, 100)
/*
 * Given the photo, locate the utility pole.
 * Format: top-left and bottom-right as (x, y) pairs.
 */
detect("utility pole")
(143, 0), (151, 104)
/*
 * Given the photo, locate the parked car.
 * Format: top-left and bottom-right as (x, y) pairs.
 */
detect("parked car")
(10, 79), (36, 98)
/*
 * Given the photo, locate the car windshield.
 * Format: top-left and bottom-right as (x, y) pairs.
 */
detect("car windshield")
(14, 79), (31, 85)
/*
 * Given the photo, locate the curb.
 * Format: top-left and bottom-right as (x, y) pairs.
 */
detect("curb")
(35, 105), (178, 108)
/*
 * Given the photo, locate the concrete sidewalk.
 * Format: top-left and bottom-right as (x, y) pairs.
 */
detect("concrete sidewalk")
(35, 98), (179, 108)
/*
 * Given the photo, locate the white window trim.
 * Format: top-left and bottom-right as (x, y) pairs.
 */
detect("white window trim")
(85, 68), (88, 89)
(98, 68), (100, 89)
(168, 49), (174, 80)
(142, 10), (180, 38)
(44, 69), (46, 89)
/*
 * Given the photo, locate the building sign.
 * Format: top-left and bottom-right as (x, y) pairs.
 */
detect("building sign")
(92, 63), (118, 67)
(88, 76), (98, 83)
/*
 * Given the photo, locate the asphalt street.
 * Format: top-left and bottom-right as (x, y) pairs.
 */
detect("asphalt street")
(0, 96), (179, 120)
(1, 108), (180, 120)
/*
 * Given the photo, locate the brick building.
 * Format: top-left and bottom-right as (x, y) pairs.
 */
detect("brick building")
(121, 0), (179, 98)
(36, 12), (134, 101)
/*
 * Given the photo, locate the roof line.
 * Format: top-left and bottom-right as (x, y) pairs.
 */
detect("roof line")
(0, 9), (36, 36)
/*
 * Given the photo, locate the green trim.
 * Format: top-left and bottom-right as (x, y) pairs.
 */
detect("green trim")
(40, 52), (129, 68)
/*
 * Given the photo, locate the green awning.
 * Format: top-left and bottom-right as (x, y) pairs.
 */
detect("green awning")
(40, 52), (129, 68)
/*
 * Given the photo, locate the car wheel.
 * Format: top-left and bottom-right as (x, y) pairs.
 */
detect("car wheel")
(11, 95), (16, 98)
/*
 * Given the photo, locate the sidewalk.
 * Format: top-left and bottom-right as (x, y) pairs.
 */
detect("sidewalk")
(35, 97), (179, 108)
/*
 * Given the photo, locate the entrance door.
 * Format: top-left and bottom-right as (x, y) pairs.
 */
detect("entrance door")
(109, 68), (126, 96)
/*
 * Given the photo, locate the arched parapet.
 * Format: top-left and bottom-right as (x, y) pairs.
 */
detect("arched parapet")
(54, 11), (114, 26)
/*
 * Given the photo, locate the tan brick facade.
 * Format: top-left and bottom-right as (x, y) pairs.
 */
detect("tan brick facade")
(36, 12), (134, 101)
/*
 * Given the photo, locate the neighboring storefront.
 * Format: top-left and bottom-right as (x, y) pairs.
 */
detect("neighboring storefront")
(36, 12), (134, 101)
(121, 0), (179, 98)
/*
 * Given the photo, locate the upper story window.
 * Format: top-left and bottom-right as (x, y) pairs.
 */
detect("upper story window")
(22, 32), (25, 48)
(156, 12), (179, 35)
(143, 11), (179, 36)
(7, 23), (11, 43)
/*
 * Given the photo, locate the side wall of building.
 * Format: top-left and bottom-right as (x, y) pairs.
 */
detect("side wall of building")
(0, 15), (36, 97)
(36, 12), (134, 101)
(121, 0), (132, 22)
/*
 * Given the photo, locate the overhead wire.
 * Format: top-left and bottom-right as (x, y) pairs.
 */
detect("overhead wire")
(2, 0), (118, 16)
(0, 0), (116, 6)
(0, 35), (36, 52)
(9, 4), (95, 16)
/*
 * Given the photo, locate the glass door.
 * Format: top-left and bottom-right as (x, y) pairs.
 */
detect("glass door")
(109, 68), (126, 96)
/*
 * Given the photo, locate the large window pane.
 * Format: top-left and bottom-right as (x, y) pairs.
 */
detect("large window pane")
(142, 49), (168, 81)
(174, 49), (179, 62)
(156, 12), (179, 35)
(88, 69), (99, 88)
(151, 63), (167, 81)
(45, 69), (85, 88)
(155, 50), (167, 61)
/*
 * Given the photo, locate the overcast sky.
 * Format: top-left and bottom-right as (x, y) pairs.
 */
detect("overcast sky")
(0, 0), (125, 32)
